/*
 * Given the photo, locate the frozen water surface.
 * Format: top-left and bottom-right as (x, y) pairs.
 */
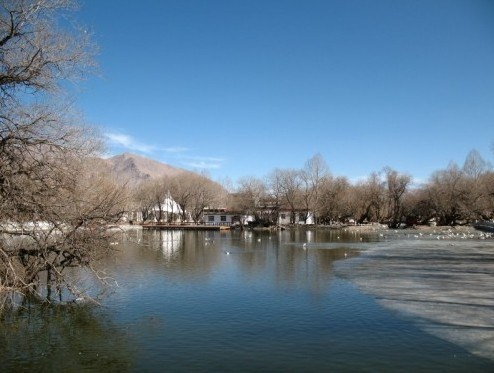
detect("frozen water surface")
(337, 228), (494, 361)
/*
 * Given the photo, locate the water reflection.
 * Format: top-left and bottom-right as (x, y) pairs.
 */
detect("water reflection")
(111, 229), (359, 297)
(153, 229), (362, 297)
(1, 304), (133, 371)
(157, 230), (183, 259)
(3, 228), (494, 371)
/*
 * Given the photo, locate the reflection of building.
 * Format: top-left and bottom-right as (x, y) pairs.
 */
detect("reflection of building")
(160, 230), (183, 259)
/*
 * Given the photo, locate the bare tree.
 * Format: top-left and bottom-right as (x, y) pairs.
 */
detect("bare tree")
(131, 172), (225, 225)
(479, 171), (494, 219)
(426, 162), (468, 225)
(0, 0), (95, 92)
(384, 167), (412, 228)
(234, 176), (269, 223)
(181, 173), (224, 223)
(269, 168), (302, 224)
(463, 149), (490, 180)
(169, 174), (196, 222)
(0, 0), (124, 308)
(129, 181), (156, 222)
(400, 187), (434, 225)
(300, 153), (330, 224)
(318, 176), (352, 224)
(461, 150), (492, 220)
(267, 169), (283, 223)
(352, 172), (387, 224)
(140, 177), (174, 223)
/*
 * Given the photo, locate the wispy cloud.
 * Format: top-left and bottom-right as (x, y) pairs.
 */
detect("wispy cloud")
(181, 156), (224, 170)
(105, 133), (189, 155)
(105, 133), (156, 154)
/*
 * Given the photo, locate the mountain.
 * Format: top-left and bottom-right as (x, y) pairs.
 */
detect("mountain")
(105, 153), (191, 185)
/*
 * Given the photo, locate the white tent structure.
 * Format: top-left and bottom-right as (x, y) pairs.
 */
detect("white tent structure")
(150, 192), (190, 223)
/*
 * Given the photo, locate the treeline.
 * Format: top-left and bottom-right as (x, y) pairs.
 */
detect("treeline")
(231, 151), (494, 227)
(130, 172), (227, 224)
(129, 150), (494, 228)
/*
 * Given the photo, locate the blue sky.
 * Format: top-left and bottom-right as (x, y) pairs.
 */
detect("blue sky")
(77, 0), (494, 185)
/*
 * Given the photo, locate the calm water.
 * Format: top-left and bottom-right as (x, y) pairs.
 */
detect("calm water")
(2, 228), (494, 372)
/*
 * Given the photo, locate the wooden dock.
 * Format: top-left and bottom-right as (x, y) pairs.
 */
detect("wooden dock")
(141, 224), (231, 231)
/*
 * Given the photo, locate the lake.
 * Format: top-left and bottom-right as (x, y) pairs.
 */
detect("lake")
(2, 227), (494, 372)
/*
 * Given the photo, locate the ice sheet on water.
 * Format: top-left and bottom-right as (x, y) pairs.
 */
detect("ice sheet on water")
(337, 234), (494, 361)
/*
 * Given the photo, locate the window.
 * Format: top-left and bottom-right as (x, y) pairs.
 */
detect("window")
(220, 215), (227, 222)
(208, 215), (214, 222)
(281, 214), (286, 219)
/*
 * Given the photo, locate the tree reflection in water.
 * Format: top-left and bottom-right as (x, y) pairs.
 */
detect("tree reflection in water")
(1, 302), (134, 371)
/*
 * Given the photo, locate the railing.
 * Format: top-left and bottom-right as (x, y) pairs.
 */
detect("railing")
(142, 221), (233, 227)
(203, 222), (232, 227)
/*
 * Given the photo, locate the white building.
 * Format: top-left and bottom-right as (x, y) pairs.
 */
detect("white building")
(277, 210), (315, 225)
(202, 208), (254, 226)
(124, 193), (190, 224)
(151, 193), (191, 223)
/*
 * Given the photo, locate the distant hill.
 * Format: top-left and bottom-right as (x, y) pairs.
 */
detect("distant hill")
(104, 153), (191, 185)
